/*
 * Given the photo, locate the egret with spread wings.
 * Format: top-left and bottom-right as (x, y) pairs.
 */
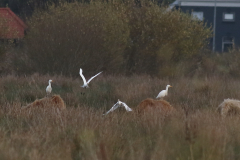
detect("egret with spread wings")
(79, 68), (102, 88)
(104, 99), (132, 115)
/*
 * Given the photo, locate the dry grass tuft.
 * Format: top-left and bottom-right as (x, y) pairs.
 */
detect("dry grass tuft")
(22, 95), (66, 110)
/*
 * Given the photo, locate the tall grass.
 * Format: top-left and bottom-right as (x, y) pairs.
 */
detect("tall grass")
(0, 74), (240, 159)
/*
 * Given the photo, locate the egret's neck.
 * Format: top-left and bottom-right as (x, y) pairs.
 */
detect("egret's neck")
(49, 81), (52, 87)
(166, 86), (169, 91)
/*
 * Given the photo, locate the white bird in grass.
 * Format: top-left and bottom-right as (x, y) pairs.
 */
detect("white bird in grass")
(156, 85), (172, 99)
(103, 99), (132, 115)
(46, 79), (53, 96)
(79, 68), (102, 88)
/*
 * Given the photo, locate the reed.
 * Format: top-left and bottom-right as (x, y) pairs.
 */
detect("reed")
(0, 74), (239, 159)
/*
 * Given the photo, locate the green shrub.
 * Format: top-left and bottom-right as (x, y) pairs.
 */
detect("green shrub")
(123, 3), (211, 76)
(24, 2), (129, 76)
(17, 0), (211, 77)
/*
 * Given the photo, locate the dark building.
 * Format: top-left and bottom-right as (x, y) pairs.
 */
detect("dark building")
(170, 0), (240, 52)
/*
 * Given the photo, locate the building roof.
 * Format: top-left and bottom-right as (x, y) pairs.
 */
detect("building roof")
(0, 8), (27, 29)
(0, 8), (27, 39)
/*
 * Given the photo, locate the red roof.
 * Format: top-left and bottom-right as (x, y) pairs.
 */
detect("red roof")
(0, 8), (27, 39)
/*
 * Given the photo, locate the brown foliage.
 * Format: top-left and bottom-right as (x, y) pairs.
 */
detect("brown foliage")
(136, 98), (176, 115)
(123, 3), (211, 76)
(22, 94), (66, 110)
(12, 1), (211, 77)
(23, 2), (128, 76)
(0, 75), (240, 159)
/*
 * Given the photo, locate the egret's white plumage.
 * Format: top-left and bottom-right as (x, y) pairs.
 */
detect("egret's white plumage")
(156, 85), (172, 99)
(79, 68), (102, 88)
(46, 80), (53, 96)
(104, 99), (132, 115)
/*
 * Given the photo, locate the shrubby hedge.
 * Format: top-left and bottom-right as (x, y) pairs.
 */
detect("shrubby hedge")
(15, 0), (211, 77)
(0, 16), (15, 74)
(195, 48), (240, 78)
(123, 3), (211, 76)
(21, 2), (129, 75)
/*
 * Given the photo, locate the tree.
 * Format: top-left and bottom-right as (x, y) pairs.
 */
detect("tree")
(17, 1), (211, 77)
(23, 2), (129, 75)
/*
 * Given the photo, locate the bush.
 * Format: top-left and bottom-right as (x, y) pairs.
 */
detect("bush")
(16, 0), (211, 77)
(193, 48), (240, 78)
(23, 2), (129, 76)
(123, 3), (211, 76)
(0, 15), (15, 74)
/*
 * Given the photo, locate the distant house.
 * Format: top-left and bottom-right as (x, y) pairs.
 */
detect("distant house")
(170, 0), (240, 52)
(0, 8), (27, 40)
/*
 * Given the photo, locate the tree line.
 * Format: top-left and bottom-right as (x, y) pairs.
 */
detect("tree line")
(11, 1), (211, 77)
(0, 0), (175, 19)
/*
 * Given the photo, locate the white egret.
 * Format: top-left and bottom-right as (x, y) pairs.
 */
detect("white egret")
(79, 68), (102, 88)
(156, 85), (172, 99)
(46, 80), (53, 96)
(103, 99), (132, 115)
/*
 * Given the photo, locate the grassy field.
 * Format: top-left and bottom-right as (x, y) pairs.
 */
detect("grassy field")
(0, 74), (240, 160)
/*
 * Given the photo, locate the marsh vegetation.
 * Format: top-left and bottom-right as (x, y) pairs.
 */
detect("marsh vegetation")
(0, 75), (240, 159)
(1, 0), (240, 159)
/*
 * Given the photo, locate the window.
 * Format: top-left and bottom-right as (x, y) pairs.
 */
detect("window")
(222, 36), (234, 52)
(192, 11), (204, 21)
(223, 12), (235, 22)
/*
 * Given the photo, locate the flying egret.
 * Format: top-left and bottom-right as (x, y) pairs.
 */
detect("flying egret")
(156, 85), (172, 99)
(79, 68), (102, 88)
(103, 99), (132, 115)
(46, 79), (53, 96)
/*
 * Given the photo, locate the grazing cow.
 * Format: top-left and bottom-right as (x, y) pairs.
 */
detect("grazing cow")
(22, 95), (66, 110)
(136, 98), (176, 115)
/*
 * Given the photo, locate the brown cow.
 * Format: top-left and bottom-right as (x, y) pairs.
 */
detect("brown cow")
(136, 98), (176, 115)
(22, 95), (66, 110)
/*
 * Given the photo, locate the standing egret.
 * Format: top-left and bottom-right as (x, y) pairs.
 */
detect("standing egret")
(103, 99), (132, 115)
(46, 80), (53, 96)
(156, 85), (172, 99)
(79, 68), (102, 88)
